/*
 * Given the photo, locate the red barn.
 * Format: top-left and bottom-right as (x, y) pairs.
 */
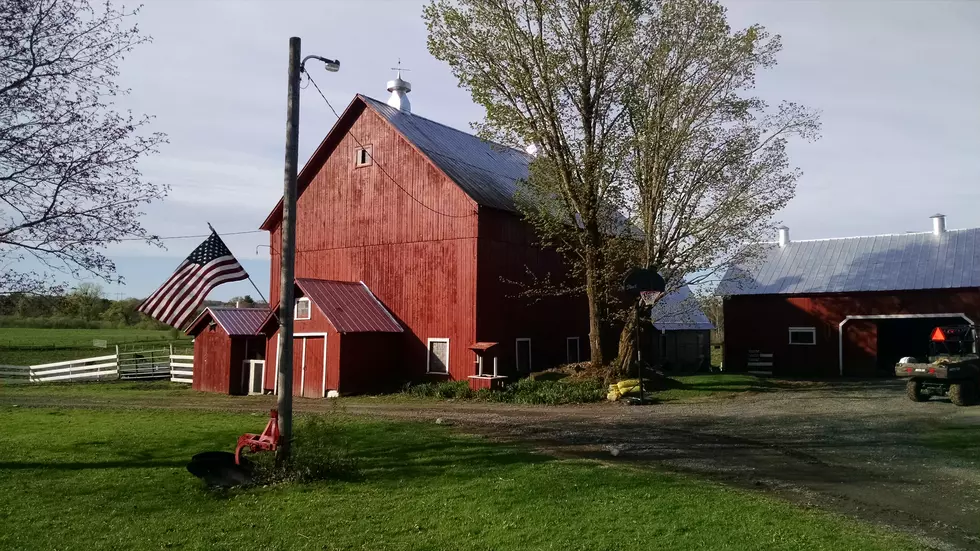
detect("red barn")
(716, 215), (980, 378)
(187, 307), (268, 394)
(258, 85), (591, 395)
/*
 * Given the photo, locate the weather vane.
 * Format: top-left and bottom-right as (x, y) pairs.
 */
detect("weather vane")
(391, 58), (411, 78)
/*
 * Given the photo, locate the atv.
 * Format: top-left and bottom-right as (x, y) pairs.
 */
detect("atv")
(895, 325), (980, 406)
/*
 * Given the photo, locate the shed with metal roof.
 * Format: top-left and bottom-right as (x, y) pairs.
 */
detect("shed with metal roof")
(716, 216), (980, 378)
(262, 279), (404, 397)
(187, 307), (269, 395)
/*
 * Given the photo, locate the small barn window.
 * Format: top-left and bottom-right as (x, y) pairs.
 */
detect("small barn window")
(295, 297), (311, 320)
(354, 145), (373, 167)
(789, 327), (816, 345)
(566, 337), (580, 363)
(427, 338), (450, 374)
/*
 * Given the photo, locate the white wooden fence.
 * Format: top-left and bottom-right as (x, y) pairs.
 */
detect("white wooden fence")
(0, 351), (195, 384)
(170, 355), (194, 384)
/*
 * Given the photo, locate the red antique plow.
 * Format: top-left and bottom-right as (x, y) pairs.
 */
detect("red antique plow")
(235, 408), (281, 465)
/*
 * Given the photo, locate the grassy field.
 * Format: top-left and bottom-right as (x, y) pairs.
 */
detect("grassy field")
(0, 375), (784, 406)
(0, 406), (919, 551)
(0, 328), (191, 366)
(654, 374), (809, 402)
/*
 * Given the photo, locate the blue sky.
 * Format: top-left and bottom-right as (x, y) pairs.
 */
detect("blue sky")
(72, 0), (980, 300)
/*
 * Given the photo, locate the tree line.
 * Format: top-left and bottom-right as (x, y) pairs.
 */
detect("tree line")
(0, 283), (266, 330)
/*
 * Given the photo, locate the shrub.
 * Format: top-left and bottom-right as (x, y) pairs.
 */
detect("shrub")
(405, 380), (473, 400)
(500, 378), (605, 405)
(402, 378), (604, 405)
(248, 414), (359, 485)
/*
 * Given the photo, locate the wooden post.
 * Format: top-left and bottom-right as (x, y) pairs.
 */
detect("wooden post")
(276, 36), (301, 463)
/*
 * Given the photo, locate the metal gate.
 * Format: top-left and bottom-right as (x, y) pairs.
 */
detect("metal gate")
(117, 345), (172, 380)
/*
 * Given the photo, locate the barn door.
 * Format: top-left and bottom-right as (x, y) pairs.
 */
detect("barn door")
(516, 338), (532, 374)
(292, 339), (305, 396)
(302, 337), (325, 398)
(843, 321), (878, 377)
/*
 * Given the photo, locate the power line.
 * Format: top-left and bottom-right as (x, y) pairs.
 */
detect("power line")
(116, 230), (265, 242)
(304, 73), (476, 219)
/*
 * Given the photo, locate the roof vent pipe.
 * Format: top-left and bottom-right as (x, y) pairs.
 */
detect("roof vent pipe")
(931, 213), (946, 235)
(777, 226), (790, 247)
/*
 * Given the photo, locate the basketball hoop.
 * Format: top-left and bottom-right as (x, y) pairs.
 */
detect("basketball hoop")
(639, 290), (663, 306)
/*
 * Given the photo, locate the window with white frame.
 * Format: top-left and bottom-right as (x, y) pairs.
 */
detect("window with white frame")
(566, 337), (580, 363)
(788, 327), (816, 345)
(295, 297), (311, 320)
(355, 145), (373, 167)
(427, 338), (450, 374)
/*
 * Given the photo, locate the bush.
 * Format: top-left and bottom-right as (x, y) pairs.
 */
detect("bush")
(405, 380), (473, 400)
(403, 378), (604, 405)
(499, 378), (605, 405)
(248, 414), (359, 485)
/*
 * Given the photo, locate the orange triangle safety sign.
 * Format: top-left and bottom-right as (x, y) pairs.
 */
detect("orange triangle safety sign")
(930, 327), (946, 342)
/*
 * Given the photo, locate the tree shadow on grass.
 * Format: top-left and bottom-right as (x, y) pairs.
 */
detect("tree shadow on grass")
(0, 459), (187, 470)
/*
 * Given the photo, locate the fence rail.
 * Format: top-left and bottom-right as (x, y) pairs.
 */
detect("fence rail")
(30, 354), (119, 382)
(170, 355), (194, 384)
(0, 350), (195, 385)
(0, 364), (31, 380)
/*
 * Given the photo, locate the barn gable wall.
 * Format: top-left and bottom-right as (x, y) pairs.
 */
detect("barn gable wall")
(266, 107), (479, 383)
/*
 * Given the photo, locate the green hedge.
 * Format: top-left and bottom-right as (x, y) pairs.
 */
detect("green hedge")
(404, 378), (605, 405)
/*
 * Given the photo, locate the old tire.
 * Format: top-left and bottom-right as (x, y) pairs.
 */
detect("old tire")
(949, 383), (977, 406)
(906, 379), (928, 402)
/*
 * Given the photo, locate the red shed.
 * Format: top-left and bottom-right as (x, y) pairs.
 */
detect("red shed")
(187, 307), (268, 394)
(716, 216), (980, 377)
(263, 278), (403, 397)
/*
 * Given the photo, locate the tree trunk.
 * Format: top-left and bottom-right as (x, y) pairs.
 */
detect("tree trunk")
(584, 247), (605, 370)
(614, 313), (636, 379)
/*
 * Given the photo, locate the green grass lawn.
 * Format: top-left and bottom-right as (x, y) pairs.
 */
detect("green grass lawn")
(921, 421), (980, 462)
(0, 328), (192, 366)
(0, 406), (918, 551)
(0, 375), (779, 406)
(654, 374), (799, 402)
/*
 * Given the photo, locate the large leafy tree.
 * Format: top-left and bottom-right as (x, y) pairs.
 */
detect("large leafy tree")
(0, 0), (167, 295)
(425, 0), (641, 367)
(614, 0), (820, 372)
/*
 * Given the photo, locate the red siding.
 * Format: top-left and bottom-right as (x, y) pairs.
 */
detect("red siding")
(193, 324), (232, 393)
(337, 332), (400, 395)
(475, 209), (590, 376)
(724, 288), (980, 377)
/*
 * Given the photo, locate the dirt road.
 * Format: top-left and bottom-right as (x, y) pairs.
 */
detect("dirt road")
(3, 380), (979, 549)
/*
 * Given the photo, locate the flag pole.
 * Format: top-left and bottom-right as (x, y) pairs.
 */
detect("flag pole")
(207, 222), (269, 305)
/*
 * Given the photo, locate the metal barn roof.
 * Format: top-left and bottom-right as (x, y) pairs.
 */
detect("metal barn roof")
(188, 307), (269, 336)
(716, 227), (980, 296)
(296, 278), (403, 333)
(651, 284), (714, 331)
(362, 96), (531, 213)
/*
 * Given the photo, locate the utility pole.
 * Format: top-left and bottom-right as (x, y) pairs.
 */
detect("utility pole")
(276, 36), (301, 463)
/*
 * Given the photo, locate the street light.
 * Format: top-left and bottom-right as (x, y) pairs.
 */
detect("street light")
(277, 38), (340, 463)
(301, 55), (340, 73)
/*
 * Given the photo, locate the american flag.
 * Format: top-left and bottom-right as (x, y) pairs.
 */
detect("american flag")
(139, 231), (248, 329)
